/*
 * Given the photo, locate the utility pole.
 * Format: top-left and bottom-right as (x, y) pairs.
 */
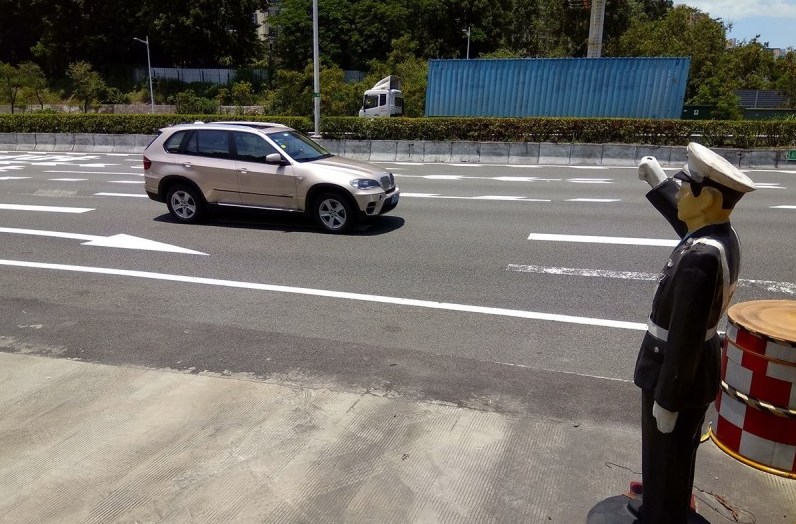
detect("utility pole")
(463, 27), (471, 59)
(587, 0), (606, 58)
(133, 36), (155, 113)
(311, 0), (321, 137)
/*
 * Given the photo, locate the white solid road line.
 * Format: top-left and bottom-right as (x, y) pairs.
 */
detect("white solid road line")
(528, 233), (679, 247)
(772, 205), (796, 209)
(0, 203), (93, 213)
(0, 259), (647, 331)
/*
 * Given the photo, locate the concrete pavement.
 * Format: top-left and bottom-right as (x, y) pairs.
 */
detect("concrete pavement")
(1, 351), (793, 523)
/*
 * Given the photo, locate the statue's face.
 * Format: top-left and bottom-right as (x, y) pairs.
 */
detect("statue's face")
(676, 181), (703, 223)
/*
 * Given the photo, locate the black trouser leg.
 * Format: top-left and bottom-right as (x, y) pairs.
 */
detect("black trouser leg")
(641, 391), (708, 524)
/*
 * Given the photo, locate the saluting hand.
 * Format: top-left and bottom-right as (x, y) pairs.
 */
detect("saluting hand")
(638, 156), (667, 188)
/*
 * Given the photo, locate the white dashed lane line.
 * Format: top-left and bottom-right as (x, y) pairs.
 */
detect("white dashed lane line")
(94, 192), (148, 198)
(507, 264), (796, 297)
(0, 203), (93, 213)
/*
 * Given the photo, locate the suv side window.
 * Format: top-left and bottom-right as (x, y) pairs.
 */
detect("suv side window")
(163, 131), (187, 153)
(233, 131), (279, 163)
(182, 130), (231, 159)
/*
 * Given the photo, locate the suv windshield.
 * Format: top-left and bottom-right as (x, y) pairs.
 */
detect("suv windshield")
(266, 130), (331, 162)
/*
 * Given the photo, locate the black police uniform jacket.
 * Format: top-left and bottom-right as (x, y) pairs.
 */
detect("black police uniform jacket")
(633, 179), (740, 412)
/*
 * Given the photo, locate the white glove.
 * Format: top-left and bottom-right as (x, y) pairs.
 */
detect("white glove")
(638, 156), (667, 188)
(652, 401), (678, 434)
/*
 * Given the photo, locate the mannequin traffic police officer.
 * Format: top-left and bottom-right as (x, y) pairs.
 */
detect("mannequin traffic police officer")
(634, 143), (756, 523)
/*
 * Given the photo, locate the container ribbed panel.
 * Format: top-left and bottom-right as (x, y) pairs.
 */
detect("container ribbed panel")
(425, 57), (691, 119)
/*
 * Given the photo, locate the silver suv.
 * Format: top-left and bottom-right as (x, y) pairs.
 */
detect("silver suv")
(143, 122), (399, 233)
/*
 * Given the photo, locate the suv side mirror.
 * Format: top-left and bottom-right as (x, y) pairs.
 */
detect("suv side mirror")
(266, 153), (287, 165)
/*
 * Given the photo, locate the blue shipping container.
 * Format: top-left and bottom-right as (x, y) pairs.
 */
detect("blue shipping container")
(425, 57), (691, 119)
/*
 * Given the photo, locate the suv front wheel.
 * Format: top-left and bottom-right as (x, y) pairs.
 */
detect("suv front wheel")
(166, 184), (206, 224)
(313, 192), (355, 233)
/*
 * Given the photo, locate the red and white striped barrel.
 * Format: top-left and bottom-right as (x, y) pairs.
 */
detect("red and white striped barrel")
(712, 300), (796, 479)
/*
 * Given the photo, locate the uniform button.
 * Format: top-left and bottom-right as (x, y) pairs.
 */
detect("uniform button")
(653, 347), (660, 353)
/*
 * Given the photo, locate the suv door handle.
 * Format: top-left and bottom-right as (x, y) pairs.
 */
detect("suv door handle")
(238, 168), (248, 174)
(182, 162), (192, 168)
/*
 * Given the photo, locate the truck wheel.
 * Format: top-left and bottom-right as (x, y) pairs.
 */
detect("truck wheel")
(314, 192), (355, 233)
(166, 185), (206, 224)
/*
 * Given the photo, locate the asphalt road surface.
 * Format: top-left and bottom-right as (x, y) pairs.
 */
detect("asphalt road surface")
(1, 152), (795, 522)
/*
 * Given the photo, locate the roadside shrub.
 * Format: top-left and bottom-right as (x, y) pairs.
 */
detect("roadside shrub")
(174, 90), (219, 114)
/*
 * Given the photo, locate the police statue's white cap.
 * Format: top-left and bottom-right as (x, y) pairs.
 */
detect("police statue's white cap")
(676, 142), (756, 193)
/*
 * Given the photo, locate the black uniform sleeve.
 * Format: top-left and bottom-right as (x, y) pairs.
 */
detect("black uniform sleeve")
(647, 179), (688, 238)
(653, 248), (720, 411)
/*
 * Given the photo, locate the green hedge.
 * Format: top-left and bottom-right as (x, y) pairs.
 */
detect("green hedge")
(321, 117), (796, 149)
(1, 113), (796, 148)
(0, 114), (313, 135)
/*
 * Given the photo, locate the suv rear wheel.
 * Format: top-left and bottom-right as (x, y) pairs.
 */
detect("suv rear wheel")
(167, 184), (206, 224)
(313, 192), (355, 233)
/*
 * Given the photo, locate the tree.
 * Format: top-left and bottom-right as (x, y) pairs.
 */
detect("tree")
(67, 61), (107, 112)
(724, 39), (778, 90)
(140, 0), (268, 67)
(613, 5), (728, 101)
(17, 62), (49, 110)
(0, 62), (23, 113)
(28, 0), (141, 76)
(775, 51), (796, 107)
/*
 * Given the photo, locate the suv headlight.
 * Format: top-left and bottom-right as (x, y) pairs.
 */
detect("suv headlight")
(350, 178), (380, 189)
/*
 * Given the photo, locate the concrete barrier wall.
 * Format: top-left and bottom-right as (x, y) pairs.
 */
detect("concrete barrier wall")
(0, 133), (792, 168)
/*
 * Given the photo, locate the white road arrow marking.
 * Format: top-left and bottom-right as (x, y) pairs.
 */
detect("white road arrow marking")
(0, 227), (207, 255)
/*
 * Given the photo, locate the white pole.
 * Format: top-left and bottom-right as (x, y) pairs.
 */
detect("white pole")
(134, 36), (155, 113)
(312, 0), (321, 137)
(587, 0), (606, 58)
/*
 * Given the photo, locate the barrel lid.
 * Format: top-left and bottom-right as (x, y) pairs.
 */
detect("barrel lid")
(728, 300), (796, 344)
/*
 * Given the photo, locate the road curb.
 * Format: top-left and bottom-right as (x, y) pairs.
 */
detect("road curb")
(0, 133), (792, 168)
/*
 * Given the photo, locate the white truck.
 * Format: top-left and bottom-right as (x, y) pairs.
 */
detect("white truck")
(358, 76), (404, 117)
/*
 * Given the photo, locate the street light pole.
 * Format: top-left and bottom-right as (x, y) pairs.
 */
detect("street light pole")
(311, 0), (321, 137)
(133, 36), (155, 113)
(463, 26), (471, 59)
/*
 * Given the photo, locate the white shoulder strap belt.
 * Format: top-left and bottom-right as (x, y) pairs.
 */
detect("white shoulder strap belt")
(647, 232), (736, 343)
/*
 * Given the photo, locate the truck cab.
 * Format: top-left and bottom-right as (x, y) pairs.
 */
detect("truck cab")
(358, 76), (404, 117)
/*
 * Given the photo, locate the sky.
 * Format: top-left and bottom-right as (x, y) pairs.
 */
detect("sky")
(677, 0), (796, 49)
